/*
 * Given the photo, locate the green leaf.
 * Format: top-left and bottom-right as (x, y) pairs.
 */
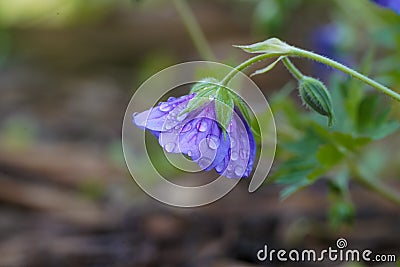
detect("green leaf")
(356, 93), (400, 140)
(356, 94), (379, 132)
(273, 156), (319, 199)
(280, 179), (311, 200)
(250, 56), (285, 77)
(215, 88), (234, 132)
(234, 38), (292, 55)
(316, 144), (343, 167)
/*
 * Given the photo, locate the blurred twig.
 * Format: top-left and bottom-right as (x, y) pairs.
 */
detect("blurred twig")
(173, 0), (216, 61)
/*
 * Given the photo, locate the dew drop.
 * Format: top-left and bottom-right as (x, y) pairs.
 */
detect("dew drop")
(181, 123), (192, 133)
(159, 103), (172, 112)
(197, 120), (208, 132)
(240, 149), (249, 159)
(231, 151), (239, 160)
(198, 157), (212, 169)
(231, 138), (236, 148)
(164, 122), (174, 130)
(207, 135), (220, 150)
(164, 142), (175, 152)
(234, 166), (244, 176)
(215, 164), (224, 173)
(227, 164), (233, 171)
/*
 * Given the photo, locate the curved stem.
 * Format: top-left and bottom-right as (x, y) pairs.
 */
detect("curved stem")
(220, 53), (281, 86)
(290, 47), (400, 102)
(282, 57), (304, 80)
(174, 0), (216, 61)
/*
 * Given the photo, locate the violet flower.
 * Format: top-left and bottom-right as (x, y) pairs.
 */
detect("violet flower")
(371, 0), (400, 14)
(133, 91), (256, 178)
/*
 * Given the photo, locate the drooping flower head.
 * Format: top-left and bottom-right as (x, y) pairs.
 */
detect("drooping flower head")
(133, 79), (256, 178)
(371, 0), (400, 14)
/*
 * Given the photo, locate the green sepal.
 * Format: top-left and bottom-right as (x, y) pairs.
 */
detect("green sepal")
(250, 56), (284, 77)
(181, 88), (215, 115)
(190, 77), (219, 94)
(234, 38), (292, 55)
(229, 91), (254, 127)
(215, 88), (234, 137)
(181, 78), (220, 115)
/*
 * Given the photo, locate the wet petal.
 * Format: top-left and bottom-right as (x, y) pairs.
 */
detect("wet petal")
(218, 110), (255, 178)
(159, 103), (230, 171)
(133, 94), (194, 131)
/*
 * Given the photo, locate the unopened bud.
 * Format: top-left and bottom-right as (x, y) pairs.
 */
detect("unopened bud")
(298, 76), (334, 126)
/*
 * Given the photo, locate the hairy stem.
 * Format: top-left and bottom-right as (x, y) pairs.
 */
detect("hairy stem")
(174, 0), (216, 61)
(282, 57), (304, 80)
(220, 53), (281, 86)
(291, 47), (400, 102)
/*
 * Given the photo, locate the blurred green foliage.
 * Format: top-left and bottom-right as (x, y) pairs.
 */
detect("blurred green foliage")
(0, 0), (116, 27)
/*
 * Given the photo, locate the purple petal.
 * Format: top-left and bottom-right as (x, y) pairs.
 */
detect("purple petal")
(217, 110), (256, 178)
(133, 94), (194, 131)
(132, 93), (256, 179)
(159, 102), (229, 170)
(372, 0), (400, 14)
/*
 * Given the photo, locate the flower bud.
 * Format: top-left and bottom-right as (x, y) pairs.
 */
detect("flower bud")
(298, 76), (334, 126)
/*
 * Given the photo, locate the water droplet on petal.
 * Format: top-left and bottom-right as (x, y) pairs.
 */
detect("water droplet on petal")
(187, 150), (192, 157)
(207, 135), (220, 150)
(240, 149), (249, 159)
(181, 123), (192, 133)
(198, 157), (212, 169)
(159, 103), (172, 112)
(228, 123), (234, 132)
(164, 142), (175, 152)
(215, 164), (224, 173)
(227, 164), (233, 171)
(231, 138), (236, 147)
(231, 151), (239, 160)
(197, 120), (208, 132)
(234, 166), (244, 176)
(164, 121), (174, 130)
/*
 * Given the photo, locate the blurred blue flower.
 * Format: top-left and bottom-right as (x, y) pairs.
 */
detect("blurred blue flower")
(371, 0), (400, 14)
(311, 23), (354, 79)
(133, 94), (256, 178)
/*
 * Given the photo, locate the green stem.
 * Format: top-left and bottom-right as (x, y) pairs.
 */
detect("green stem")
(282, 57), (304, 80)
(354, 174), (400, 207)
(220, 53), (280, 86)
(173, 0), (216, 61)
(291, 47), (400, 102)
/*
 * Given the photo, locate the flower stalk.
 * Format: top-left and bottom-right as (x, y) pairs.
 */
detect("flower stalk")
(222, 39), (400, 102)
